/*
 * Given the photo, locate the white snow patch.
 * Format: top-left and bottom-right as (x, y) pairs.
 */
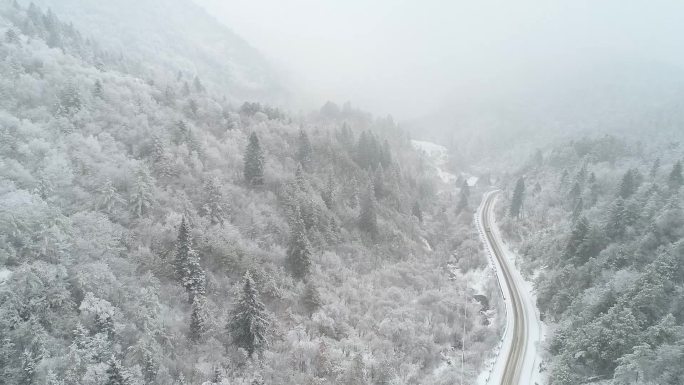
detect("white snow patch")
(411, 140), (456, 184)
(0, 268), (12, 284)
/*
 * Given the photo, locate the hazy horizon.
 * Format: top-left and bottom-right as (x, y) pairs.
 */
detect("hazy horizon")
(196, 0), (684, 121)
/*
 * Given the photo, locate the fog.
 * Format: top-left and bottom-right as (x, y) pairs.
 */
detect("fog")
(196, 0), (684, 120)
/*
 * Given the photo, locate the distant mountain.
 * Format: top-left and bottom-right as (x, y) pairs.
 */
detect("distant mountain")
(406, 59), (684, 161)
(20, 0), (286, 103)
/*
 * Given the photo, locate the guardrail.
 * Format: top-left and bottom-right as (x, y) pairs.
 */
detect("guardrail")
(475, 190), (508, 385)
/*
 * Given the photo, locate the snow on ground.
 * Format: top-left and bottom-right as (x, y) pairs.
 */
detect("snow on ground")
(411, 140), (456, 184)
(475, 191), (546, 385)
(0, 268), (12, 284)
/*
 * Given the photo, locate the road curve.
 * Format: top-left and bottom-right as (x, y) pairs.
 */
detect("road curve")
(477, 190), (541, 385)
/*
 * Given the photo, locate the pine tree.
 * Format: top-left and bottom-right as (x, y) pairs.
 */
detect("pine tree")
(244, 132), (265, 186)
(411, 201), (423, 223)
(142, 351), (158, 384)
(510, 177), (525, 219)
(564, 216), (589, 263)
(669, 161), (683, 189)
(287, 209), (312, 280)
(569, 181), (581, 202)
(618, 169), (636, 199)
(373, 164), (385, 199)
(302, 282), (322, 315)
(193, 76), (205, 93)
(93, 80), (104, 99)
(456, 180), (469, 213)
(359, 183), (378, 239)
(294, 163), (307, 190)
(19, 350), (36, 385)
(129, 167), (154, 218)
(97, 178), (124, 213)
(321, 173), (335, 210)
(343, 354), (367, 385)
(174, 218), (206, 302)
(380, 139), (392, 168)
(606, 198), (627, 240)
(105, 357), (128, 385)
(228, 272), (269, 357)
(189, 297), (206, 343)
(211, 366), (223, 384)
(571, 198), (583, 223)
(203, 177), (225, 225)
(650, 158), (660, 178)
(296, 129), (313, 170)
(5, 28), (19, 44)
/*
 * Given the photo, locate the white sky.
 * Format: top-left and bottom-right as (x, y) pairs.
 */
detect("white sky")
(194, 0), (684, 120)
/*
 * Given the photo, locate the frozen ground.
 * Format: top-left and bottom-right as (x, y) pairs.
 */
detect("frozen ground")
(411, 140), (457, 184)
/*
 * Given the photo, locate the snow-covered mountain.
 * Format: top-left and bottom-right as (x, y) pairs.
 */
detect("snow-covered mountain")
(20, 0), (286, 103)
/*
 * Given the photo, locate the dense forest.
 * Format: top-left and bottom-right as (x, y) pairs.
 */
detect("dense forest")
(0, 2), (501, 384)
(498, 137), (684, 384)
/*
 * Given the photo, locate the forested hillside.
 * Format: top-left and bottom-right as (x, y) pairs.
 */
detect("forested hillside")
(497, 137), (684, 384)
(0, 2), (498, 384)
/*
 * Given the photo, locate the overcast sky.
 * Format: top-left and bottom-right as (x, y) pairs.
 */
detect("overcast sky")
(195, 0), (684, 120)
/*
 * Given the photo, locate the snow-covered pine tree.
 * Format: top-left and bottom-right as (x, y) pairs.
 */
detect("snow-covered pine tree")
(510, 176), (525, 219)
(618, 169), (636, 199)
(296, 128), (313, 170)
(286, 209), (312, 280)
(129, 167), (154, 218)
(359, 182), (378, 239)
(411, 201), (423, 223)
(189, 296), (206, 343)
(373, 164), (385, 199)
(456, 180), (469, 213)
(302, 282), (321, 315)
(174, 217), (206, 302)
(228, 272), (269, 357)
(321, 173), (335, 210)
(105, 356), (128, 385)
(606, 197), (627, 240)
(244, 132), (265, 186)
(203, 177), (225, 225)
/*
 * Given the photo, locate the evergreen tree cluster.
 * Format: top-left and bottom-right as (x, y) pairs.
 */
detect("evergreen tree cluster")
(510, 138), (684, 385)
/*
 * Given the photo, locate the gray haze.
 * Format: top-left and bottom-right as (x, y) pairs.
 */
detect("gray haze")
(196, 0), (684, 120)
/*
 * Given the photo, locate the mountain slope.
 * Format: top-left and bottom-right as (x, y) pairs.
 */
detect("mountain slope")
(20, 0), (286, 103)
(0, 2), (499, 384)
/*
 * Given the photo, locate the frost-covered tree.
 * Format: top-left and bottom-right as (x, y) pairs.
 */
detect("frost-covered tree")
(301, 282), (321, 315)
(203, 177), (225, 225)
(244, 132), (264, 185)
(129, 167), (155, 218)
(228, 272), (269, 357)
(296, 128), (313, 170)
(189, 297), (206, 343)
(606, 197), (627, 240)
(286, 209), (312, 280)
(456, 180), (469, 213)
(321, 173), (336, 210)
(618, 169), (636, 198)
(174, 217), (206, 301)
(93, 80), (104, 99)
(105, 356), (128, 385)
(412, 201), (423, 223)
(373, 164), (386, 199)
(510, 176), (525, 219)
(359, 183), (378, 239)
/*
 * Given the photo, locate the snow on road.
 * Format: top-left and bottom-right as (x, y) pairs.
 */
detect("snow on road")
(476, 191), (546, 385)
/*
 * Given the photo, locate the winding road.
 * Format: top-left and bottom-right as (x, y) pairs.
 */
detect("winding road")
(477, 191), (543, 385)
